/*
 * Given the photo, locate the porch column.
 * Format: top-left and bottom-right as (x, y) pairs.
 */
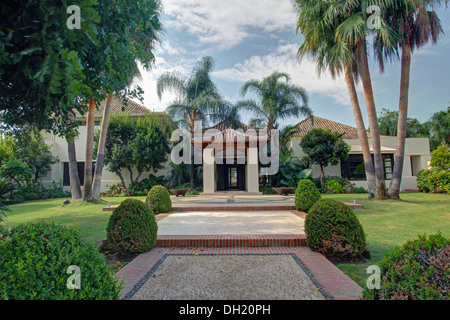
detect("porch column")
(246, 147), (259, 194)
(203, 147), (216, 194)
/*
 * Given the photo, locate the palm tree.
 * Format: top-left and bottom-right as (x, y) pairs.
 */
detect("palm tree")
(374, 0), (447, 199)
(236, 72), (311, 134)
(157, 56), (226, 187)
(328, 0), (402, 200)
(293, 0), (377, 195)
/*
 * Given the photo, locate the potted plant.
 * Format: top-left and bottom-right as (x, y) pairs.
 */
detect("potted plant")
(169, 183), (191, 197)
(273, 168), (312, 195)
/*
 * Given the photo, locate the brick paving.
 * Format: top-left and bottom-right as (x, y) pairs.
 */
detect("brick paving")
(116, 246), (363, 300)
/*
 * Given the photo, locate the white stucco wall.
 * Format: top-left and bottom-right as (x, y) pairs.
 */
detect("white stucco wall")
(289, 137), (431, 192)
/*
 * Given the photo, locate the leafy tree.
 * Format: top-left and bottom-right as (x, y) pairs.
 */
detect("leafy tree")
(96, 114), (170, 190)
(0, 0), (100, 135)
(236, 72), (311, 133)
(430, 146), (450, 170)
(300, 129), (351, 188)
(10, 128), (58, 182)
(0, 158), (33, 187)
(378, 108), (429, 138)
(425, 107), (450, 150)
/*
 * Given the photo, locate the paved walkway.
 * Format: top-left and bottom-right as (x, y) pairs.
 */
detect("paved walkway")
(116, 247), (363, 300)
(115, 207), (364, 300)
(157, 211), (305, 235)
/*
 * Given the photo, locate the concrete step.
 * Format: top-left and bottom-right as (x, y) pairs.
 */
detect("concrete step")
(156, 234), (307, 248)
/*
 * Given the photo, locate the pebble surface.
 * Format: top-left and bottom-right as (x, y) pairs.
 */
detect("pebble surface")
(131, 255), (326, 300)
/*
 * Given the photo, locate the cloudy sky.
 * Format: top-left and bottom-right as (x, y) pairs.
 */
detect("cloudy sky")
(131, 0), (450, 128)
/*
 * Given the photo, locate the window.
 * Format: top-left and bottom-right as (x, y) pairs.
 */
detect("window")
(63, 162), (96, 187)
(341, 154), (394, 181)
(341, 155), (366, 181)
(383, 154), (394, 180)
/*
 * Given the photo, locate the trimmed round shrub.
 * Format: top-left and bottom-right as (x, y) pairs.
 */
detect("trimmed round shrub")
(0, 221), (121, 300)
(295, 179), (321, 212)
(106, 199), (158, 255)
(146, 185), (172, 214)
(305, 199), (367, 263)
(362, 233), (450, 300)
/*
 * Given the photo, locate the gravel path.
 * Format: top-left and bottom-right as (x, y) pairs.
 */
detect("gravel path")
(130, 255), (327, 300)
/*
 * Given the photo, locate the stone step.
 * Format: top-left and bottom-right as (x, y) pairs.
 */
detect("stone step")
(156, 234), (307, 248)
(103, 202), (363, 212)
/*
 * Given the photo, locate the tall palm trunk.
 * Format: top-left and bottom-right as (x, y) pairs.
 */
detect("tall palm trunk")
(357, 42), (387, 200)
(343, 62), (376, 195)
(389, 44), (412, 199)
(92, 93), (113, 199)
(189, 120), (195, 188)
(83, 97), (96, 201)
(67, 137), (82, 200)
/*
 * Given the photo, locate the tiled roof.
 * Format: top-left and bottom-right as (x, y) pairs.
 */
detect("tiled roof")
(75, 96), (166, 118)
(206, 120), (252, 132)
(291, 116), (395, 140)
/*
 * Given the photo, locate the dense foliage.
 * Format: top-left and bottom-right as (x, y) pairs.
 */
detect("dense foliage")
(417, 168), (450, 194)
(305, 199), (367, 263)
(0, 131), (67, 204)
(96, 114), (170, 190)
(300, 129), (350, 187)
(146, 185), (172, 215)
(362, 233), (449, 300)
(105, 199), (158, 255)
(0, 221), (121, 300)
(417, 146), (450, 194)
(295, 179), (321, 212)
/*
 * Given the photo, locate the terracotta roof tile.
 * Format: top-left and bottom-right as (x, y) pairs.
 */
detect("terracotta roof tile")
(291, 116), (395, 140)
(75, 96), (166, 118)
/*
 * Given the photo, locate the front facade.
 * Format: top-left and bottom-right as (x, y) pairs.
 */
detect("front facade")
(43, 98), (431, 194)
(288, 117), (431, 192)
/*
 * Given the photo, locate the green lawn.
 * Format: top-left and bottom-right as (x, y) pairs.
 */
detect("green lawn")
(2, 192), (449, 288)
(2, 196), (146, 245)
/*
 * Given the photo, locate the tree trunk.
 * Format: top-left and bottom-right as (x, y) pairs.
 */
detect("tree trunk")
(127, 167), (134, 188)
(83, 97), (96, 202)
(319, 164), (325, 189)
(189, 121), (195, 188)
(357, 42), (387, 200)
(92, 93), (113, 199)
(343, 62), (376, 195)
(116, 171), (127, 189)
(67, 137), (82, 200)
(389, 44), (412, 199)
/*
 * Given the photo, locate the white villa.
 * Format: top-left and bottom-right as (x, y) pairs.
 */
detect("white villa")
(43, 97), (431, 194)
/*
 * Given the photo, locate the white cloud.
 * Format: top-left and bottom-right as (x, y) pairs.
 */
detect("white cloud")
(212, 43), (354, 106)
(130, 56), (196, 111)
(161, 0), (297, 50)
